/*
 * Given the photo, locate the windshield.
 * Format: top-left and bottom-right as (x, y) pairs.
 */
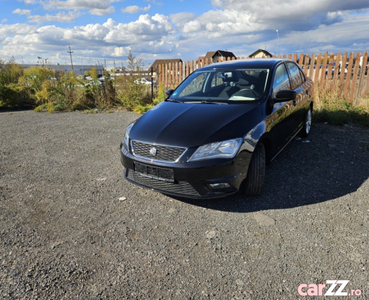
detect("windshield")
(170, 68), (270, 103)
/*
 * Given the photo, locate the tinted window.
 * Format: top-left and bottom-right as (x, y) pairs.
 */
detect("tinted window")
(171, 68), (270, 102)
(273, 64), (290, 96)
(286, 62), (304, 89)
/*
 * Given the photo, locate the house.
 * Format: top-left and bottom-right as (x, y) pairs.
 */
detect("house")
(200, 50), (237, 64)
(248, 49), (273, 58)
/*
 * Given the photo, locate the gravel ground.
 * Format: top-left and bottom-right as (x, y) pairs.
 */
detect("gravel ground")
(0, 110), (368, 300)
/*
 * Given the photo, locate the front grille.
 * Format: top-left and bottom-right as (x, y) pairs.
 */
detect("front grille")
(126, 169), (200, 197)
(131, 141), (186, 162)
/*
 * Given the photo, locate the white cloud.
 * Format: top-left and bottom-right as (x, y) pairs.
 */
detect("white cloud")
(44, 0), (112, 10)
(183, 20), (201, 33)
(2, 0), (369, 65)
(211, 0), (224, 7)
(13, 9), (32, 16)
(22, 0), (38, 4)
(28, 11), (81, 23)
(89, 6), (115, 16)
(43, 0), (116, 15)
(103, 14), (174, 47)
(0, 23), (36, 36)
(121, 5), (151, 14)
(63, 23), (110, 43)
(266, 13), (369, 55)
(112, 46), (131, 57)
(170, 12), (196, 25)
(302, 17), (363, 45)
(163, 0), (369, 59)
(0, 13), (175, 60)
(323, 11), (344, 25)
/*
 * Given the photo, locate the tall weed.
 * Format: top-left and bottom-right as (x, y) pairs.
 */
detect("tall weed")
(314, 89), (369, 127)
(0, 59), (33, 109)
(115, 75), (152, 111)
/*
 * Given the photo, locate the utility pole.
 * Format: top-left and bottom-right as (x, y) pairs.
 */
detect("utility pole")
(68, 46), (74, 71)
(276, 30), (280, 57)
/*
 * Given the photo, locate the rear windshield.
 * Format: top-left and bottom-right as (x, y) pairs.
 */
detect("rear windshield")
(170, 68), (270, 103)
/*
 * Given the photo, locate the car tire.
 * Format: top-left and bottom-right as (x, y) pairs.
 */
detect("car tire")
(299, 107), (312, 138)
(242, 142), (266, 196)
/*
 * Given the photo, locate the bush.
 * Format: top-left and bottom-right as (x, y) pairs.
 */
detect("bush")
(81, 68), (116, 110)
(153, 82), (166, 105)
(0, 83), (34, 109)
(0, 59), (34, 109)
(0, 54), (160, 113)
(115, 75), (151, 110)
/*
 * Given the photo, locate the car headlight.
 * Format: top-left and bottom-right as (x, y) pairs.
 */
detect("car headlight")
(188, 138), (242, 162)
(123, 123), (134, 150)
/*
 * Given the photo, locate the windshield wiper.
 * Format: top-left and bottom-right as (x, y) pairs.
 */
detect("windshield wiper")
(200, 100), (227, 105)
(166, 99), (227, 105)
(165, 98), (182, 103)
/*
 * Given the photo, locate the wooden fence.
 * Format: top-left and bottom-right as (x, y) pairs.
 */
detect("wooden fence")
(156, 52), (369, 105)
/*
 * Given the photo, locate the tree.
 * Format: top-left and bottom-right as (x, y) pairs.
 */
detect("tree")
(127, 50), (143, 74)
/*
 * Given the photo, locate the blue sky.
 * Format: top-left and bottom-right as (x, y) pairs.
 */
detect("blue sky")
(1, 0), (369, 69)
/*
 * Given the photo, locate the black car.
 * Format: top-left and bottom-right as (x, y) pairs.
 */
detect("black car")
(120, 58), (313, 198)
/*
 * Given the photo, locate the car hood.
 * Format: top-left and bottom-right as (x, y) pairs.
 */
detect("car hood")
(130, 101), (261, 148)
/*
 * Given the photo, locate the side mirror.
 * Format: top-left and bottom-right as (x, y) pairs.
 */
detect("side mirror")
(273, 90), (297, 102)
(166, 89), (174, 98)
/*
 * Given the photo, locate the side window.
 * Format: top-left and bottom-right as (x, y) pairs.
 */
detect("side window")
(286, 62), (304, 89)
(211, 72), (227, 88)
(273, 64), (290, 96)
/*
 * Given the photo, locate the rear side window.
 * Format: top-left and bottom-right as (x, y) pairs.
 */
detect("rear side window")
(286, 62), (305, 89)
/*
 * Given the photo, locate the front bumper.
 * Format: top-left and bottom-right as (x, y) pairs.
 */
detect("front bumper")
(120, 145), (252, 199)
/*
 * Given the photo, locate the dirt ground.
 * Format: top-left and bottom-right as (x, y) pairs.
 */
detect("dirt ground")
(0, 110), (368, 299)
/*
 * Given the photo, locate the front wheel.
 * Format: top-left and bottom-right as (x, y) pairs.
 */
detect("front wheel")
(299, 107), (312, 138)
(242, 142), (266, 196)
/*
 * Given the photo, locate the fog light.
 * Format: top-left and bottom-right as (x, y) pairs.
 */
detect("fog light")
(208, 183), (231, 189)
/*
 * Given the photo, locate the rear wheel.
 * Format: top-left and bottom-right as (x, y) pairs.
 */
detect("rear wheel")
(242, 142), (266, 196)
(299, 107), (312, 138)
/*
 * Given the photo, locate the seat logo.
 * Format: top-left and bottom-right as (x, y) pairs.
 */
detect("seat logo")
(149, 147), (157, 156)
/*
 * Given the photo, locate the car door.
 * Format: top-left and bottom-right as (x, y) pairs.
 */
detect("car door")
(266, 62), (297, 154)
(285, 61), (311, 130)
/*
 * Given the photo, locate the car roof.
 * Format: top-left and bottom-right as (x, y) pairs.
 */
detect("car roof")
(198, 58), (293, 70)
